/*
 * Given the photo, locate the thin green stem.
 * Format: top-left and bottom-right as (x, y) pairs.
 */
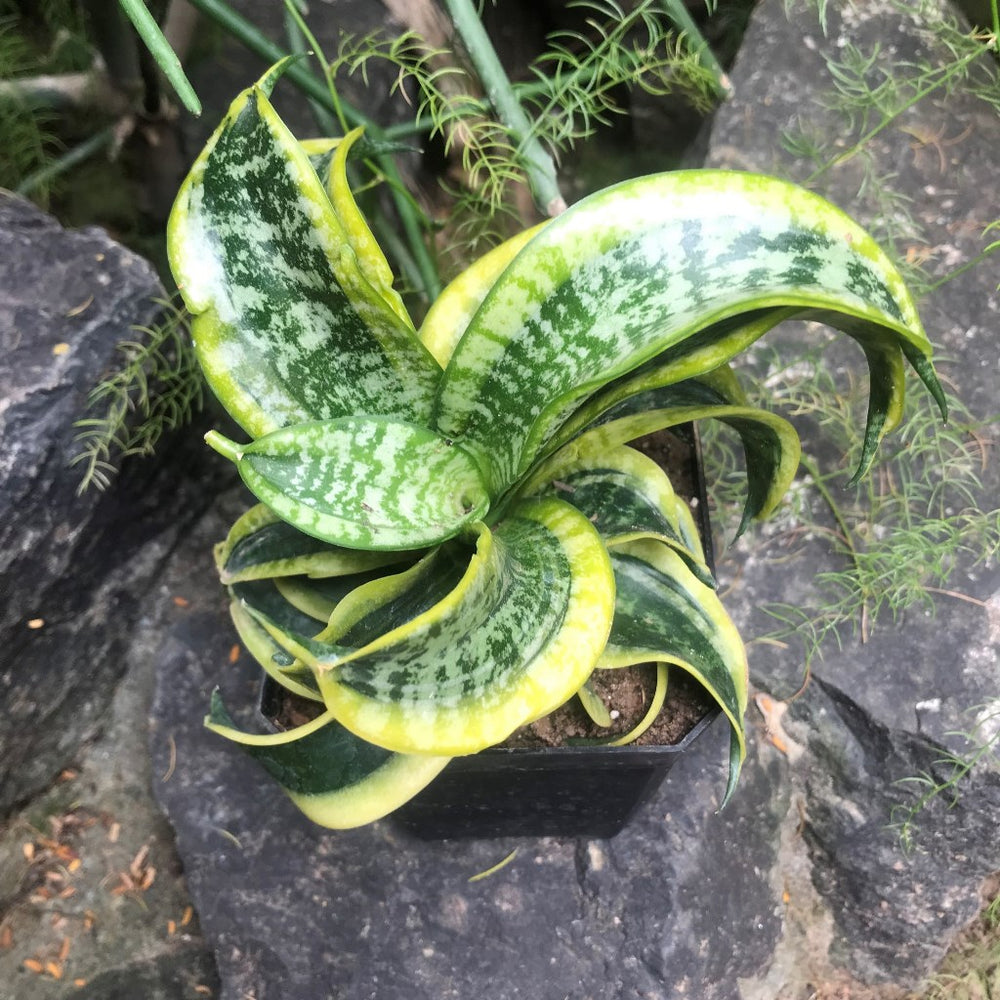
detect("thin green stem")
(799, 454), (861, 563)
(806, 45), (984, 183)
(441, 0), (566, 215)
(118, 0), (202, 114)
(183, 0), (362, 127)
(282, 4), (340, 137)
(923, 239), (1000, 294)
(16, 124), (117, 195)
(382, 116), (433, 140)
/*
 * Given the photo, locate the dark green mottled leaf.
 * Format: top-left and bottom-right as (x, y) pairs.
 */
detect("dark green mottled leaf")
(206, 690), (450, 828)
(434, 172), (940, 495)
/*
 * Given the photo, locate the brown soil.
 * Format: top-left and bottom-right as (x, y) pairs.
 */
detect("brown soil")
(502, 665), (713, 748)
(269, 666), (713, 749)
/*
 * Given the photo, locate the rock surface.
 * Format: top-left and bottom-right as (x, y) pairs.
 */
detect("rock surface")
(705, 0), (1000, 991)
(0, 193), (225, 816)
(0, 194), (224, 996)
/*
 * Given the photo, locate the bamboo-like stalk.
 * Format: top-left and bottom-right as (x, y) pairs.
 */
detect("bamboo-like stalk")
(441, 0), (566, 216)
(118, 0), (202, 114)
(659, 0), (733, 98)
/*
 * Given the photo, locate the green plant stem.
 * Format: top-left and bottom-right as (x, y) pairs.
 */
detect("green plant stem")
(183, 0), (361, 125)
(16, 124), (117, 196)
(282, 5), (340, 137)
(923, 237), (1000, 294)
(659, 0), (732, 98)
(118, 0), (202, 114)
(184, 0), (441, 302)
(806, 45), (984, 183)
(799, 452), (866, 598)
(441, 0), (566, 216)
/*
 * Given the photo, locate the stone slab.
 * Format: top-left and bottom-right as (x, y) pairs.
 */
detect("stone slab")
(0, 193), (226, 815)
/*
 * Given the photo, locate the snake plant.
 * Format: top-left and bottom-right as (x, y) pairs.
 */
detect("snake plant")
(166, 65), (944, 830)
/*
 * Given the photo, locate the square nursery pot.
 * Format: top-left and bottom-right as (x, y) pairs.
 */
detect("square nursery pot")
(260, 426), (718, 840)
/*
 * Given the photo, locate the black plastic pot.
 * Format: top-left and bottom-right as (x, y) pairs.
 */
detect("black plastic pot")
(392, 708), (717, 839)
(260, 425), (717, 839)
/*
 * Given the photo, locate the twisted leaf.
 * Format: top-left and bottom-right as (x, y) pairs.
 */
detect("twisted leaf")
(253, 500), (615, 756)
(434, 170), (942, 495)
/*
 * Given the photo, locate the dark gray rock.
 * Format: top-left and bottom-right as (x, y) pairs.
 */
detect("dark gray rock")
(66, 947), (220, 1000)
(0, 193), (226, 815)
(705, 0), (1000, 992)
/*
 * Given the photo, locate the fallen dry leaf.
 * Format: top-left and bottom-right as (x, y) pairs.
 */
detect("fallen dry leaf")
(65, 294), (94, 318)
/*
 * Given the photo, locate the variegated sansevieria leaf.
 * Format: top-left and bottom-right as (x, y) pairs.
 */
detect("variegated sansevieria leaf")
(578, 374), (802, 535)
(541, 311), (797, 458)
(167, 67), (440, 438)
(206, 690), (450, 829)
(300, 130), (413, 331)
(519, 438), (713, 587)
(418, 223), (546, 367)
(434, 171), (942, 496)
(215, 504), (414, 584)
(206, 417), (491, 550)
(600, 539), (748, 803)
(229, 596), (321, 702)
(254, 501), (615, 756)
